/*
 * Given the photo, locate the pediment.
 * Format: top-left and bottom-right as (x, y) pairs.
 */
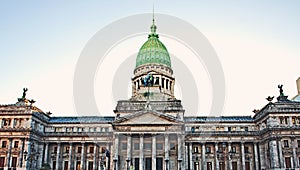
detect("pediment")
(114, 111), (178, 125)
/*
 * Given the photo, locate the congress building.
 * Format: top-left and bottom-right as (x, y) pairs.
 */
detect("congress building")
(1, 19), (300, 170)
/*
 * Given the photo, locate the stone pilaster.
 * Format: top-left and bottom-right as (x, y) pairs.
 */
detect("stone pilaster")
(25, 140), (31, 169)
(269, 140), (280, 169)
(292, 138), (298, 168)
(277, 140), (284, 168)
(19, 138), (25, 168)
(7, 138), (12, 168)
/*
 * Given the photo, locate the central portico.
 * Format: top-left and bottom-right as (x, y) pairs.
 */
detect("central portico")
(112, 17), (185, 170)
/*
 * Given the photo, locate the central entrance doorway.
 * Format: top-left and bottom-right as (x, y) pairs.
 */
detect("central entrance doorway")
(144, 157), (163, 170)
(156, 158), (163, 170)
(145, 158), (152, 170)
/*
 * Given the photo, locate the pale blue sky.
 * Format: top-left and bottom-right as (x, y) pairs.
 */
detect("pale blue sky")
(0, 1), (300, 116)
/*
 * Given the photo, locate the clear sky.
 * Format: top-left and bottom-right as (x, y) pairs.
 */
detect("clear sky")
(0, 1), (300, 117)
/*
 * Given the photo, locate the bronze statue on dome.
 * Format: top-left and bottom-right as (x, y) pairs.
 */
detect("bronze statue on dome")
(22, 88), (28, 99)
(278, 84), (284, 96)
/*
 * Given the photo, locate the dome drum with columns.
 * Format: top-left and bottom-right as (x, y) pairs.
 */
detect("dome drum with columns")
(131, 18), (175, 102)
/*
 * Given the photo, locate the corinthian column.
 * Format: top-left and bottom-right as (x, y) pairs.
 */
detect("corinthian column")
(228, 143), (232, 170)
(292, 138), (298, 168)
(253, 142), (259, 170)
(202, 143), (206, 170)
(44, 142), (49, 163)
(56, 142), (61, 170)
(165, 134), (169, 170)
(152, 135), (156, 170)
(189, 143), (193, 170)
(114, 134), (119, 170)
(127, 135), (132, 169)
(241, 142), (245, 170)
(93, 143), (97, 170)
(68, 143), (73, 170)
(139, 134), (144, 170)
(177, 134), (183, 170)
(80, 142), (85, 170)
(215, 143), (219, 170)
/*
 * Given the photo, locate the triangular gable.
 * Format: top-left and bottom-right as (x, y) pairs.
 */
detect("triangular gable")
(114, 111), (178, 125)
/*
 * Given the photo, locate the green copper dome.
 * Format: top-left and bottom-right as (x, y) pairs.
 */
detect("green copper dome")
(135, 20), (171, 68)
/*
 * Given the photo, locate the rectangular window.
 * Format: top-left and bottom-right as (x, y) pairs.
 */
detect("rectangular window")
(12, 157), (17, 167)
(218, 147), (223, 153)
(245, 127), (249, 132)
(64, 161), (68, 170)
(194, 146), (199, 153)
(134, 143), (139, 150)
(0, 141), (4, 148)
(284, 140), (289, 148)
(228, 127), (231, 132)
(157, 143), (163, 150)
(122, 143), (127, 150)
(53, 161), (56, 170)
(65, 146), (70, 153)
(232, 146), (236, 153)
(298, 140), (300, 148)
(14, 141), (19, 148)
(205, 146), (211, 153)
(54, 146), (57, 153)
(170, 143), (176, 150)
(245, 146), (249, 153)
(77, 147), (82, 153)
(292, 117), (296, 124)
(144, 143), (151, 150)
(89, 147), (94, 153)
